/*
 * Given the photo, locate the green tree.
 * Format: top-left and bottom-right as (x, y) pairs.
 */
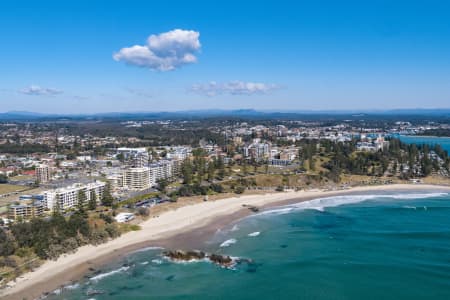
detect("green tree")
(102, 183), (114, 207)
(242, 159), (248, 175)
(207, 162), (216, 181)
(88, 190), (97, 210)
(156, 179), (168, 193)
(77, 190), (87, 214)
(116, 153), (125, 162)
(181, 159), (193, 184)
(0, 174), (8, 184)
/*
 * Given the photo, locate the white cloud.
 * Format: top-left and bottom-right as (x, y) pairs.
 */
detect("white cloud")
(19, 85), (63, 96)
(190, 81), (281, 97)
(113, 29), (201, 71)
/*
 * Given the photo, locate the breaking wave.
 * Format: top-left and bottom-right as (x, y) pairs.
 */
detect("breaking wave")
(248, 231), (260, 237)
(257, 192), (448, 216)
(90, 266), (130, 282)
(220, 238), (237, 247)
(151, 259), (163, 264)
(230, 225), (240, 232)
(63, 283), (80, 290)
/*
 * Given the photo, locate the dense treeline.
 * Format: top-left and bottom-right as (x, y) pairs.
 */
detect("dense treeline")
(0, 143), (51, 154)
(63, 123), (226, 147)
(321, 138), (449, 182)
(0, 186), (121, 282)
(1, 210), (121, 261)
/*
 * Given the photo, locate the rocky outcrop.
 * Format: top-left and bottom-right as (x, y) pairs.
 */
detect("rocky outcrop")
(163, 250), (240, 268)
(209, 254), (233, 266)
(163, 250), (206, 261)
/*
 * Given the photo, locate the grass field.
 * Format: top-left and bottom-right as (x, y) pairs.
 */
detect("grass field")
(0, 184), (26, 195)
(0, 186), (42, 212)
(9, 175), (34, 181)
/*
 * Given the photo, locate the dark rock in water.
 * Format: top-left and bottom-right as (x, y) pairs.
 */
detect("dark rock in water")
(164, 250), (238, 268)
(163, 250), (206, 261)
(209, 254), (233, 266)
(88, 267), (96, 272)
(166, 275), (175, 281)
(280, 244), (288, 248)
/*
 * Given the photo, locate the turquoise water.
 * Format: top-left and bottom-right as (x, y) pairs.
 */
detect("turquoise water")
(48, 191), (450, 300)
(398, 135), (450, 152)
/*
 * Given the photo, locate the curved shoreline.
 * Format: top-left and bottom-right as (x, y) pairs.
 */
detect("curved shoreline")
(2, 183), (450, 300)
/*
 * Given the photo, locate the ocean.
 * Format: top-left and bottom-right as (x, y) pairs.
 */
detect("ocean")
(47, 191), (450, 300)
(398, 135), (450, 152)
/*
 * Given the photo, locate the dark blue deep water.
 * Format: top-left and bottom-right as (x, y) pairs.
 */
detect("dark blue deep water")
(48, 191), (450, 300)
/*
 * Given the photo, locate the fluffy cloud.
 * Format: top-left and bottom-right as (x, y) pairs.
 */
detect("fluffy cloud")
(113, 29), (201, 71)
(190, 81), (281, 97)
(19, 85), (63, 96)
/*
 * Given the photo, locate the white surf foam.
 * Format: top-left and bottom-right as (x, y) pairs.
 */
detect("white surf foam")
(90, 266), (130, 282)
(130, 246), (164, 254)
(248, 231), (260, 237)
(63, 283), (80, 290)
(52, 288), (62, 295)
(151, 259), (163, 264)
(164, 257), (209, 264)
(388, 192), (448, 200)
(220, 238), (237, 247)
(257, 192), (448, 216)
(230, 225), (240, 232)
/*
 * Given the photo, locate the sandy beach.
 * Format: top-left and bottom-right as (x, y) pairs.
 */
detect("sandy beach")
(2, 183), (450, 300)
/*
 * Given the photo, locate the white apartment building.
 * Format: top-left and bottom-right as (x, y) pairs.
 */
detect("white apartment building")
(132, 151), (149, 168)
(117, 147), (147, 159)
(117, 147), (149, 168)
(36, 164), (50, 183)
(106, 174), (124, 190)
(43, 181), (106, 211)
(166, 147), (191, 161)
(243, 142), (271, 161)
(123, 167), (150, 190)
(148, 160), (174, 186)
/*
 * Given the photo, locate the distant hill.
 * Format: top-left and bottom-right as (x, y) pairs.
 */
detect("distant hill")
(0, 108), (449, 121)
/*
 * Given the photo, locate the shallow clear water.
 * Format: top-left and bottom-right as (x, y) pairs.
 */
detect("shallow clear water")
(47, 191), (450, 300)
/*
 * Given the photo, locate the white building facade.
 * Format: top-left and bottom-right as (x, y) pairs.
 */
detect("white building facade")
(43, 181), (106, 211)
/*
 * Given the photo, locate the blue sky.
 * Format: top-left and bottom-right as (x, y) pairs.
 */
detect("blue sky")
(0, 0), (450, 113)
